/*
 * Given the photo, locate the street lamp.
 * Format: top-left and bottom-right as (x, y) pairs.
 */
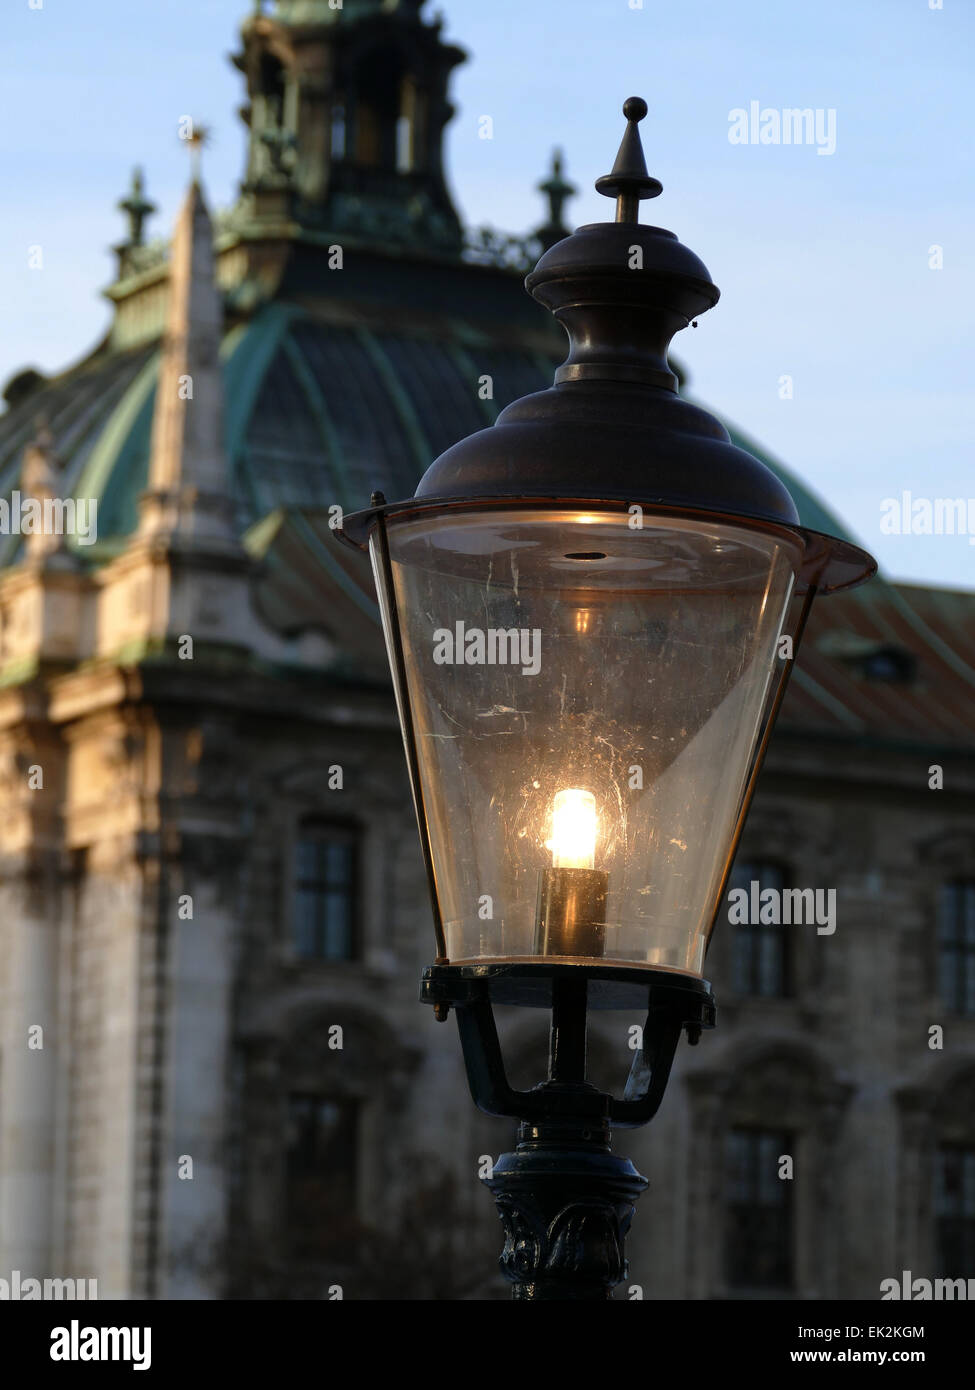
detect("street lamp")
(337, 98), (875, 1299)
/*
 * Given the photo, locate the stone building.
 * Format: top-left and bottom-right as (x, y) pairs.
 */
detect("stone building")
(0, 0), (973, 1300)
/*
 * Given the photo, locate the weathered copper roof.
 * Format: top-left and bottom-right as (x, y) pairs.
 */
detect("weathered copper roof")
(0, 281), (857, 549)
(242, 499), (975, 753)
(0, 206), (575, 546)
(786, 578), (975, 748)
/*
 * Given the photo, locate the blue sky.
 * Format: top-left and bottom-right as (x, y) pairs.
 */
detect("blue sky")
(2, 0), (972, 589)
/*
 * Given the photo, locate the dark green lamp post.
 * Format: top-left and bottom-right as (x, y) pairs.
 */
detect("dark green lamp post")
(337, 98), (875, 1299)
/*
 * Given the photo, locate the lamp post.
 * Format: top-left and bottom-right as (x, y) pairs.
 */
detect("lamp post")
(337, 98), (876, 1300)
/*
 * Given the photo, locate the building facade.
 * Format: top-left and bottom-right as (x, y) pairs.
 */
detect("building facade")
(0, 0), (973, 1300)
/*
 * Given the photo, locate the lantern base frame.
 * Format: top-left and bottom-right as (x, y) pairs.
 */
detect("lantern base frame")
(419, 961), (715, 1128)
(421, 962), (714, 1299)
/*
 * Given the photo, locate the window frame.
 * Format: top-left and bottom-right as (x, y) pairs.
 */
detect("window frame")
(937, 879), (975, 1018)
(284, 1091), (361, 1260)
(934, 1142), (975, 1279)
(726, 858), (794, 999)
(290, 817), (362, 964)
(724, 1124), (796, 1293)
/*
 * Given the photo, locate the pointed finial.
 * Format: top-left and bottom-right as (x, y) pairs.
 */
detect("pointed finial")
(182, 121), (213, 183)
(118, 167), (156, 247)
(535, 148), (577, 251)
(594, 97), (662, 224)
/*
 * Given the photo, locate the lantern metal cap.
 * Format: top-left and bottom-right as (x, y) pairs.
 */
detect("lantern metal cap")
(335, 97), (877, 596)
(523, 97), (720, 391)
(594, 96), (663, 220)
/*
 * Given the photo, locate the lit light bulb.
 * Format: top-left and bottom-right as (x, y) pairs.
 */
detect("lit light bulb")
(549, 788), (597, 870)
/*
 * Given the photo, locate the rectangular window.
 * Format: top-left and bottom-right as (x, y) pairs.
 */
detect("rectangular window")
(293, 823), (358, 961)
(725, 1126), (794, 1290)
(935, 1145), (975, 1278)
(286, 1094), (359, 1259)
(938, 880), (975, 1016)
(728, 861), (791, 997)
(331, 104), (346, 158)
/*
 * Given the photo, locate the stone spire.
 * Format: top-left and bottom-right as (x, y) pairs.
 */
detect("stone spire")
(19, 419), (73, 564)
(140, 178), (237, 548)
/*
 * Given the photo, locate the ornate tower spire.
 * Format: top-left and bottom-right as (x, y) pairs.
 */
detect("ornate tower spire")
(114, 168), (157, 279)
(140, 177), (236, 547)
(232, 0), (466, 253)
(535, 149), (576, 252)
(118, 169), (156, 247)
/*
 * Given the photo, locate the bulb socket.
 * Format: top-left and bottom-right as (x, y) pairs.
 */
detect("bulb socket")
(534, 867), (609, 958)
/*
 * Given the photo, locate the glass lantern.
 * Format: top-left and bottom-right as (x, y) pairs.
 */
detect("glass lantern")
(371, 503), (804, 978)
(340, 96), (875, 1001)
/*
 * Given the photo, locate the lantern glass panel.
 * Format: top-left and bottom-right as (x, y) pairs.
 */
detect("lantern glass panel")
(372, 508), (801, 976)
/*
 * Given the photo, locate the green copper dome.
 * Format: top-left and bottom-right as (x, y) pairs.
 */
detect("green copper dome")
(0, 312), (859, 568)
(0, 0), (861, 568)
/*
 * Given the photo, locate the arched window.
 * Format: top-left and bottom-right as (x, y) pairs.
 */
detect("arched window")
(293, 820), (359, 961)
(349, 45), (405, 171)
